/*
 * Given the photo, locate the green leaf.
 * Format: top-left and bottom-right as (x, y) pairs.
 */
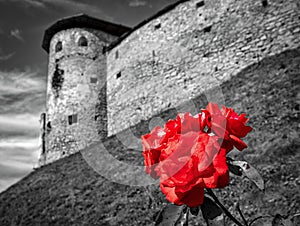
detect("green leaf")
(229, 160), (264, 190)
(201, 196), (222, 220)
(155, 204), (187, 226)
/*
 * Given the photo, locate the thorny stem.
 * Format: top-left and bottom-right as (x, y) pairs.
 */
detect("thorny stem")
(206, 189), (244, 226)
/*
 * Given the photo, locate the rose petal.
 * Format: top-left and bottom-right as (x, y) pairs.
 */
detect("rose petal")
(227, 119), (252, 138)
(229, 134), (248, 151)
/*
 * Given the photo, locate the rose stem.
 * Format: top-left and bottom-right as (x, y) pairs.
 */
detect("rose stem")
(206, 189), (244, 226)
(236, 203), (249, 226)
(182, 208), (189, 226)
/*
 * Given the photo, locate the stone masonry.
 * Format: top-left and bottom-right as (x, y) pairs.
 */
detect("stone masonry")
(106, 0), (300, 135)
(40, 17), (130, 165)
(40, 0), (300, 165)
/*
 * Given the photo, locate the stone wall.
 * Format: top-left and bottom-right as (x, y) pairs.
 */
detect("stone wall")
(106, 0), (300, 136)
(42, 28), (118, 164)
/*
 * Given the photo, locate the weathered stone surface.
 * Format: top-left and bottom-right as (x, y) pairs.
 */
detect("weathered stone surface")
(40, 28), (118, 165)
(106, 0), (300, 135)
(40, 0), (300, 165)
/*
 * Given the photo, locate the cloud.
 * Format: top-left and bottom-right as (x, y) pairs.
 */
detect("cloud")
(0, 66), (45, 192)
(0, 115), (40, 192)
(0, 113), (40, 138)
(4, 0), (110, 18)
(0, 52), (15, 61)
(0, 47), (15, 62)
(10, 29), (24, 42)
(22, 0), (46, 7)
(0, 68), (46, 114)
(0, 130), (39, 192)
(128, 0), (147, 7)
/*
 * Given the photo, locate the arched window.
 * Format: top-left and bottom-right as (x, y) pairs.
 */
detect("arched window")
(78, 36), (88, 47)
(55, 41), (62, 52)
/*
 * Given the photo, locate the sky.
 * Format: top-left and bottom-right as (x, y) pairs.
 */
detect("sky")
(0, 0), (178, 193)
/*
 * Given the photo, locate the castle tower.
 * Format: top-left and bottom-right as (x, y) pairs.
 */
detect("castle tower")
(40, 14), (131, 165)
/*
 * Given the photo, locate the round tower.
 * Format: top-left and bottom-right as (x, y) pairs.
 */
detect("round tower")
(40, 14), (131, 165)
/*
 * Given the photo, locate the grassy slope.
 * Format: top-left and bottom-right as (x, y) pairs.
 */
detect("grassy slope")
(0, 48), (299, 225)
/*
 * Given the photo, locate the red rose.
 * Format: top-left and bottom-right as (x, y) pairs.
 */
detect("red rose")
(141, 103), (251, 207)
(206, 103), (252, 152)
(142, 126), (167, 179)
(142, 112), (229, 207)
(157, 133), (229, 207)
(142, 112), (204, 178)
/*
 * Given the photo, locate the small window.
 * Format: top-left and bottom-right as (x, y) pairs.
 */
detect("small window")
(116, 72), (121, 79)
(102, 46), (107, 54)
(154, 23), (161, 30)
(90, 77), (98, 83)
(68, 114), (78, 125)
(196, 1), (205, 8)
(55, 41), (62, 52)
(115, 50), (119, 59)
(78, 36), (88, 47)
(262, 0), (268, 7)
(203, 25), (212, 33)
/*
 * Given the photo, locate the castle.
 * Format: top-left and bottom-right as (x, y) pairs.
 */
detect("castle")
(38, 0), (300, 165)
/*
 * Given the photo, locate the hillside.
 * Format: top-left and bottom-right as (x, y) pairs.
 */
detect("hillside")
(0, 48), (299, 225)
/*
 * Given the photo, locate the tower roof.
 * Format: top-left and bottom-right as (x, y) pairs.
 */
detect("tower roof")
(42, 14), (132, 53)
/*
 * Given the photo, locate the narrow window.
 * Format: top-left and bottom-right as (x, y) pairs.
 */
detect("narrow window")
(68, 114), (78, 125)
(116, 72), (121, 79)
(115, 50), (119, 59)
(90, 77), (98, 83)
(55, 41), (62, 52)
(261, 0), (268, 7)
(78, 36), (88, 47)
(203, 25), (212, 33)
(102, 46), (107, 54)
(152, 50), (156, 57)
(154, 23), (161, 30)
(68, 115), (72, 125)
(196, 1), (205, 8)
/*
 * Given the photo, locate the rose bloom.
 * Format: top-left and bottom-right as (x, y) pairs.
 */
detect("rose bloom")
(205, 103), (252, 152)
(142, 103), (252, 207)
